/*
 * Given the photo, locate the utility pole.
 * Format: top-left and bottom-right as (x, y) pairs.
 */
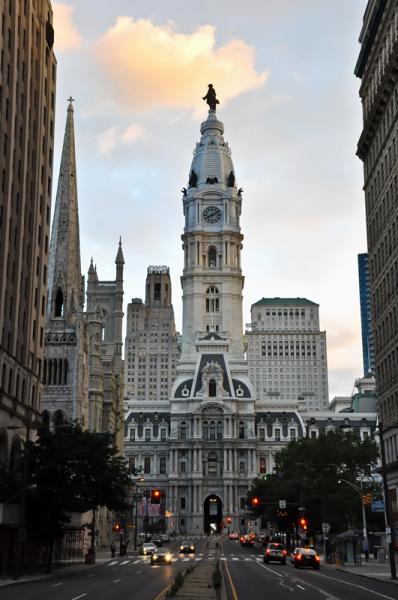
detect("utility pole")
(379, 423), (397, 580)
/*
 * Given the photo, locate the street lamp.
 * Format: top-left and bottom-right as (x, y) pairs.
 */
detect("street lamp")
(337, 478), (368, 547)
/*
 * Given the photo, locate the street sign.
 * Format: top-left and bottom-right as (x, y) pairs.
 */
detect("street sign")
(371, 500), (385, 512)
(279, 500), (286, 509)
(322, 523), (331, 534)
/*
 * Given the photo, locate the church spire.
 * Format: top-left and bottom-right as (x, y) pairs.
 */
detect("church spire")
(46, 98), (83, 324)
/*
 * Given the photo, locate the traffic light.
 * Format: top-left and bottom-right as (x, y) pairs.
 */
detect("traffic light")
(362, 492), (372, 506)
(227, 517), (232, 524)
(151, 489), (161, 504)
(299, 517), (308, 530)
(112, 522), (121, 532)
(251, 496), (260, 508)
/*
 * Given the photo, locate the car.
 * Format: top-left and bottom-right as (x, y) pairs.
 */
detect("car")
(152, 537), (163, 547)
(264, 542), (287, 564)
(240, 534), (254, 547)
(150, 548), (173, 565)
(160, 533), (170, 544)
(138, 532), (152, 541)
(140, 542), (157, 556)
(179, 540), (195, 553)
(291, 548), (321, 570)
(228, 532), (239, 540)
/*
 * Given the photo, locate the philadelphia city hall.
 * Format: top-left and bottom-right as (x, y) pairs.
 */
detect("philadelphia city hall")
(124, 88), (376, 536)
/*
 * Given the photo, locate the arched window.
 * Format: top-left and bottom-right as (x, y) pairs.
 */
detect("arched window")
(180, 421), (187, 440)
(239, 421), (245, 439)
(210, 421), (216, 440)
(209, 379), (216, 397)
(205, 286), (219, 313)
(55, 288), (64, 317)
(217, 421), (223, 440)
(208, 452), (218, 474)
(203, 421), (208, 439)
(208, 246), (217, 268)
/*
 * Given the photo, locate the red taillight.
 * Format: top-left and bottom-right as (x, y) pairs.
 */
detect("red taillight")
(266, 549), (270, 554)
(296, 554), (302, 560)
(282, 550), (287, 555)
(315, 555), (320, 561)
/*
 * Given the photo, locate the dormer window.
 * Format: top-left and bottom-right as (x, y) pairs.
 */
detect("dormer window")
(209, 378), (216, 397)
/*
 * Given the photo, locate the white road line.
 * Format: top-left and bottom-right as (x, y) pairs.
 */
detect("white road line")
(113, 578), (122, 583)
(315, 572), (397, 600)
(245, 558), (251, 561)
(220, 557), (227, 561)
(120, 560), (130, 565)
(232, 558), (239, 561)
(132, 560), (140, 564)
(182, 558), (190, 562)
(297, 585), (305, 590)
(195, 558), (202, 561)
(108, 561), (118, 566)
(135, 570), (142, 574)
(256, 560), (284, 578)
(51, 582), (63, 587)
(72, 595), (87, 600)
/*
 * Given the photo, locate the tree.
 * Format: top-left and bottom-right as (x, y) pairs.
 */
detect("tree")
(3, 421), (131, 571)
(248, 430), (381, 536)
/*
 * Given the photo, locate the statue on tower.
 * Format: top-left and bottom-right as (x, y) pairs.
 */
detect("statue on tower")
(202, 84), (219, 111)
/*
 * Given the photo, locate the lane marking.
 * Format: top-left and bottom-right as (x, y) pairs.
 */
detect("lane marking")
(113, 578), (122, 583)
(220, 557), (227, 561)
(108, 561), (117, 566)
(120, 560), (130, 565)
(132, 560), (140, 564)
(136, 570), (142, 574)
(297, 584), (305, 590)
(255, 560), (284, 578)
(223, 560), (239, 600)
(51, 582), (63, 587)
(232, 557), (239, 561)
(314, 572), (397, 600)
(72, 595), (87, 600)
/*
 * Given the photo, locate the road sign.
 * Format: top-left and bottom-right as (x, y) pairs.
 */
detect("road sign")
(322, 523), (331, 534)
(371, 500), (385, 512)
(279, 500), (286, 509)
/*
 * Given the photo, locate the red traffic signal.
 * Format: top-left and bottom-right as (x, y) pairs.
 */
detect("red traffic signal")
(251, 497), (260, 507)
(151, 489), (161, 504)
(299, 517), (308, 530)
(227, 517), (232, 524)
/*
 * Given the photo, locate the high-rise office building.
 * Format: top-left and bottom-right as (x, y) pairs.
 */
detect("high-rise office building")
(355, 0), (398, 523)
(0, 0), (56, 455)
(357, 253), (375, 376)
(124, 266), (179, 402)
(246, 298), (329, 410)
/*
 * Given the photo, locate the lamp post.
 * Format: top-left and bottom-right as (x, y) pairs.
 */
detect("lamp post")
(337, 478), (368, 546)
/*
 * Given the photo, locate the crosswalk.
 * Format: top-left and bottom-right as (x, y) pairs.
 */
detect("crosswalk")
(107, 554), (265, 567)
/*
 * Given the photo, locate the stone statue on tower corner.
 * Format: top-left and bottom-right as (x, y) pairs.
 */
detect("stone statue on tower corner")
(202, 84), (219, 111)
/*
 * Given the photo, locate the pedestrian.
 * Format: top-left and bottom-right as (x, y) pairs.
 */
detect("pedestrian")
(363, 541), (369, 562)
(110, 542), (116, 558)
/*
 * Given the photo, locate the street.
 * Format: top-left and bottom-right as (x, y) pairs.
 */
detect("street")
(1, 537), (397, 600)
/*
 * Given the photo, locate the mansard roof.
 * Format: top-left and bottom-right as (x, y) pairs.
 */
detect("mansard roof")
(252, 297), (319, 307)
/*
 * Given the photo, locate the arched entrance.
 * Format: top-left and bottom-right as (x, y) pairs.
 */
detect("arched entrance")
(203, 494), (222, 534)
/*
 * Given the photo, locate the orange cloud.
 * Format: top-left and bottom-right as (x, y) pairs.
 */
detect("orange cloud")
(97, 123), (146, 156)
(53, 3), (82, 51)
(93, 18), (268, 112)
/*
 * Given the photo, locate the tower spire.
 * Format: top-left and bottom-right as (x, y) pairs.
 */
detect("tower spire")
(46, 99), (83, 324)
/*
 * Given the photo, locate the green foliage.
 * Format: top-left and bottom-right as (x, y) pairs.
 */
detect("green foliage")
(248, 430), (381, 534)
(3, 421), (130, 542)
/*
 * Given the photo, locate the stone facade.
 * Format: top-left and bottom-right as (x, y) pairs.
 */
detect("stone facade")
(355, 0), (398, 526)
(0, 0), (56, 463)
(246, 298), (329, 410)
(124, 107), (377, 536)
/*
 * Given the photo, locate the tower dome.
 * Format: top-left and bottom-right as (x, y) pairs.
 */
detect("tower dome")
(188, 110), (236, 193)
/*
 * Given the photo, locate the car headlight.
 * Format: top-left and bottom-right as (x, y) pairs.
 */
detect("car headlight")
(166, 554), (172, 561)
(152, 555), (158, 559)
(180, 546), (184, 551)
(190, 546), (194, 550)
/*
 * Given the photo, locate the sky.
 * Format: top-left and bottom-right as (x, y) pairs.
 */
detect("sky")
(51, 0), (368, 401)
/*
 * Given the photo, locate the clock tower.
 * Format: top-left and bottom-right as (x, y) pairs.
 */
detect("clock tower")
(169, 96), (256, 535)
(180, 108), (244, 361)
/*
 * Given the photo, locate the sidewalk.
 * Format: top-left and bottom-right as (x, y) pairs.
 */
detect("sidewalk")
(322, 555), (398, 585)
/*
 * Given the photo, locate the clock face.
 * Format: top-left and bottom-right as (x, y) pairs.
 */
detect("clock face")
(203, 206), (222, 224)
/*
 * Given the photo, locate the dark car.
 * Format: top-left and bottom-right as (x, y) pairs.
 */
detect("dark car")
(152, 537), (163, 547)
(291, 548), (321, 570)
(179, 540), (195, 553)
(150, 548), (173, 565)
(264, 542), (287, 564)
(240, 534), (254, 547)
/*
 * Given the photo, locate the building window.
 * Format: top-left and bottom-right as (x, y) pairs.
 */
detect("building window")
(259, 427), (265, 441)
(130, 428), (135, 441)
(154, 283), (161, 300)
(160, 428), (166, 442)
(310, 429), (317, 439)
(205, 286), (219, 313)
(275, 428), (281, 441)
(159, 457), (166, 474)
(217, 421), (223, 440)
(239, 422), (245, 439)
(209, 379), (216, 397)
(290, 429), (296, 441)
(210, 421), (216, 440)
(239, 460), (245, 473)
(180, 421), (187, 439)
(208, 452), (218, 474)
(144, 457), (151, 474)
(180, 497), (186, 510)
(203, 421), (209, 439)
(208, 246), (217, 267)
(128, 457), (135, 472)
(55, 288), (63, 317)
(145, 428), (151, 441)
(259, 457), (266, 474)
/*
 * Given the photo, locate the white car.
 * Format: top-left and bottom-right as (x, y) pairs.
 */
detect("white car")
(141, 542), (156, 556)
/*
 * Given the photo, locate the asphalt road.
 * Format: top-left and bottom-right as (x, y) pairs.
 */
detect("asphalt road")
(1, 537), (397, 600)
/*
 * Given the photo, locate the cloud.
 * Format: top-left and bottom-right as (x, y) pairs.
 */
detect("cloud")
(97, 123), (146, 156)
(92, 18), (268, 112)
(53, 3), (82, 51)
